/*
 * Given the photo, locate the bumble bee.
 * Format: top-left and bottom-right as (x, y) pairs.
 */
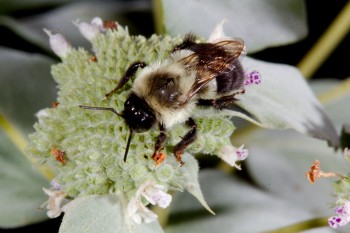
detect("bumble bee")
(80, 34), (246, 165)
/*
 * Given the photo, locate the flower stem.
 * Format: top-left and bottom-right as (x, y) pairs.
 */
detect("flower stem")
(317, 77), (350, 105)
(0, 114), (55, 180)
(152, 205), (170, 228)
(262, 216), (329, 233)
(297, 1), (350, 79)
(152, 0), (165, 34)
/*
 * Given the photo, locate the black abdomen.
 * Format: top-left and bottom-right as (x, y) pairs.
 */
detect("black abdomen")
(216, 60), (245, 94)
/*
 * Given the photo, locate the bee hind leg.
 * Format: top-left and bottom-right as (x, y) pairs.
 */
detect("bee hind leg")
(105, 61), (147, 99)
(198, 90), (245, 110)
(173, 118), (197, 166)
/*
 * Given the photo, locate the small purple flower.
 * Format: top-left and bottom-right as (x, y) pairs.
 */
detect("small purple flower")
(217, 144), (249, 170)
(41, 179), (68, 218)
(127, 180), (172, 224)
(329, 201), (350, 228)
(42, 188), (66, 218)
(50, 179), (62, 190)
(245, 70), (262, 86)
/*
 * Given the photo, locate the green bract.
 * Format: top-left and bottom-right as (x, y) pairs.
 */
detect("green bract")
(333, 176), (350, 202)
(26, 26), (235, 199)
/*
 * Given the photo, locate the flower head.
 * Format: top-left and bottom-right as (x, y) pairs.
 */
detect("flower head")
(27, 22), (242, 199)
(27, 18), (260, 226)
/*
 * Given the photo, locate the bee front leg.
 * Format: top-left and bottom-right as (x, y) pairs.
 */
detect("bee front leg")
(105, 61), (147, 99)
(173, 117), (197, 166)
(152, 123), (168, 165)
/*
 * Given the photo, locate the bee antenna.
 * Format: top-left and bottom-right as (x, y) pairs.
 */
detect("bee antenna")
(79, 105), (123, 117)
(124, 129), (133, 162)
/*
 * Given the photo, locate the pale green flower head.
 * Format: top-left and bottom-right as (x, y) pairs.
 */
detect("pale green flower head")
(26, 20), (239, 202)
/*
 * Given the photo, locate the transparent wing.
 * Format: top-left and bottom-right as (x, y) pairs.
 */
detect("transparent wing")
(179, 39), (245, 105)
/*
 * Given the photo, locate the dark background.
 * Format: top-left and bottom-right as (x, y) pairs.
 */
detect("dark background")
(0, 0), (349, 232)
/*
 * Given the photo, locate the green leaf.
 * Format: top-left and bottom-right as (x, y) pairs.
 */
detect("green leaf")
(181, 154), (214, 215)
(166, 170), (335, 233)
(0, 0), (72, 14)
(223, 57), (339, 147)
(59, 195), (164, 233)
(0, 1), (151, 52)
(0, 130), (49, 228)
(245, 129), (345, 215)
(317, 79), (350, 130)
(308, 79), (340, 96)
(242, 79), (350, 217)
(0, 47), (56, 227)
(166, 80), (347, 232)
(162, 0), (307, 53)
(0, 16), (51, 53)
(0, 47), (57, 135)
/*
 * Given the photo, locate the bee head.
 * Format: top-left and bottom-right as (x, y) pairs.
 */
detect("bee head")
(122, 93), (156, 133)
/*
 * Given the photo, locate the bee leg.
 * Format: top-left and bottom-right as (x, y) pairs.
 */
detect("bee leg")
(152, 123), (168, 165)
(173, 118), (197, 166)
(213, 95), (239, 109)
(197, 99), (214, 107)
(105, 61), (147, 99)
(198, 91), (245, 110)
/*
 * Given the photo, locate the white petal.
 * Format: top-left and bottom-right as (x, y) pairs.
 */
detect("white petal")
(126, 197), (139, 217)
(329, 216), (350, 228)
(236, 145), (249, 160)
(127, 196), (158, 224)
(139, 205), (158, 224)
(208, 19), (228, 42)
(74, 17), (105, 41)
(47, 208), (62, 218)
(143, 184), (172, 208)
(91, 17), (104, 28)
(76, 22), (100, 41)
(43, 29), (72, 58)
(43, 187), (53, 196)
(217, 144), (249, 169)
(132, 213), (142, 225)
(156, 193), (172, 208)
(127, 180), (172, 224)
(36, 109), (49, 118)
(42, 187), (66, 218)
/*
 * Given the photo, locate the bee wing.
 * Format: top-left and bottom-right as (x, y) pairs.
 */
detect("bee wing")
(214, 38), (246, 57)
(180, 39), (245, 106)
